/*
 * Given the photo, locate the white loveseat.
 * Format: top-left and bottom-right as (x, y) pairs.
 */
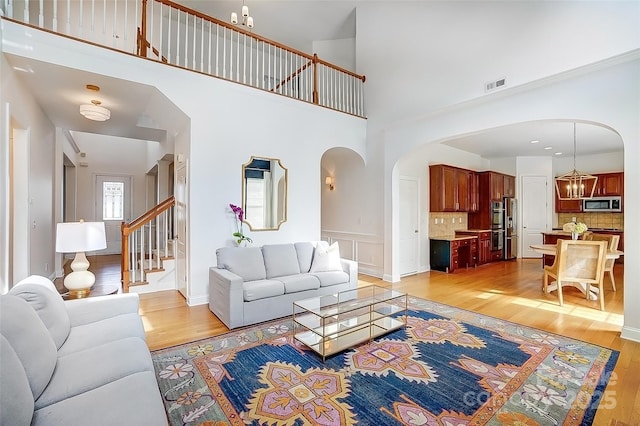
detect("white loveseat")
(209, 241), (358, 329)
(0, 275), (167, 426)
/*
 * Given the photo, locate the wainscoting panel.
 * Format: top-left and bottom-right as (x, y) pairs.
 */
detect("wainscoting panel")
(322, 231), (384, 278)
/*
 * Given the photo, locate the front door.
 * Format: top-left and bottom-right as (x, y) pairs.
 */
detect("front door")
(95, 175), (132, 255)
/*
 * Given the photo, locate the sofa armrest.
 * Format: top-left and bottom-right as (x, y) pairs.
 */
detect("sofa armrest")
(209, 268), (245, 329)
(341, 258), (358, 289)
(64, 293), (140, 327)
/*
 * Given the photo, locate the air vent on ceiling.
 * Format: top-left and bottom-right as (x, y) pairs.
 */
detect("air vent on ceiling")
(485, 77), (506, 92)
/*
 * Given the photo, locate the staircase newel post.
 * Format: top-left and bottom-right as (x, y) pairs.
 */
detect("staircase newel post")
(312, 53), (319, 105)
(121, 221), (130, 292)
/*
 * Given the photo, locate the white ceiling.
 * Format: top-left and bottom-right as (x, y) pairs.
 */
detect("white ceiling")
(5, 1), (625, 158)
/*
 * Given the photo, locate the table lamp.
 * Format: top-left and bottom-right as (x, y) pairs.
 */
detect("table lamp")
(55, 220), (107, 298)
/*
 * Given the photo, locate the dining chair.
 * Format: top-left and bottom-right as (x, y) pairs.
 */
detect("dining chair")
(543, 240), (608, 310)
(585, 233), (620, 291)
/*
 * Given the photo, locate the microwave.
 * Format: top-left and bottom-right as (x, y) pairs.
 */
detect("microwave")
(582, 197), (622, 212)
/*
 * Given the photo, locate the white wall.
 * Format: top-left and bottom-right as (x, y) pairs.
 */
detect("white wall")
(313, 38), (356, 71)
(1, 24), (367, 305)
(0, 55), (56, 287)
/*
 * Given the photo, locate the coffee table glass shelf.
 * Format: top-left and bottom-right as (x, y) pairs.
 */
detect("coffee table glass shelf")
(293, 285), (407, 361)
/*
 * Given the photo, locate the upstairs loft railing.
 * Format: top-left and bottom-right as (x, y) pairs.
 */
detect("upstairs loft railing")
(121, 195), (175, 292)
(2, 0), (366, 117)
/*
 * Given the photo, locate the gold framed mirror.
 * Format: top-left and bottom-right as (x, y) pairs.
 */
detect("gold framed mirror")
(242, 156), (288, 231)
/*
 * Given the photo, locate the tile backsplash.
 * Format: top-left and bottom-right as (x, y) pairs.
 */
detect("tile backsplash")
(557, 212), (624, 230)
(429, 213), (468, 238)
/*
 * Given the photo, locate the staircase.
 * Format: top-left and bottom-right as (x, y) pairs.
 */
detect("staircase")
(121, 196), (177, 293)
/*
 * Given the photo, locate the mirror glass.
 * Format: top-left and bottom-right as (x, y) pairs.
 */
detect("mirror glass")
(242, 156), (288, 230)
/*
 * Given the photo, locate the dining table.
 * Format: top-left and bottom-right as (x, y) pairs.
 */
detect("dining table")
(529, 244), (624, 300)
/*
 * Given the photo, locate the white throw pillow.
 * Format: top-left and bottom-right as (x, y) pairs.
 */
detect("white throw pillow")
(310, 242), (342, 272)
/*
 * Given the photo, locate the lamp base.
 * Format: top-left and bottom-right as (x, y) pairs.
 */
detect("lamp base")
(63, 252), (96, 298)
(67, 288), (92, 299)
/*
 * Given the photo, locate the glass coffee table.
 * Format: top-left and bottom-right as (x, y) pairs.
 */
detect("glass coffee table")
(293, 285), (407, 361)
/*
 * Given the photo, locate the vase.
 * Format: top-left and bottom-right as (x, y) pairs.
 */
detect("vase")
(571, 232), (579, 240)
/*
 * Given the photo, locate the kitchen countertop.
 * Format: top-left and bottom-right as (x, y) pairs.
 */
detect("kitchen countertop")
(456, 229), (492, 233)
(430, 235), (478, 242)
(551, 227), (623, 232)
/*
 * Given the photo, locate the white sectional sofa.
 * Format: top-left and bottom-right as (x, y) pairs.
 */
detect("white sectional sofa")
(0, 275), (167, 426)
(209, 241), (358, 329)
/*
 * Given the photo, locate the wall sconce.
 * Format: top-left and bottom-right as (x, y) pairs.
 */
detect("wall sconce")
(325, 176), (335, 191)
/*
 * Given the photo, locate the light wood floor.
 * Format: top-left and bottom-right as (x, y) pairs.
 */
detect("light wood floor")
(74, 255), (639, 425)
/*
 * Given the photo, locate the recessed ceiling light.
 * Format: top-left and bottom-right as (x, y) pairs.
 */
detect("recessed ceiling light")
(544, 146), (553, 150)
(554, 152), (562, 155)
(530, 140), (540, 144)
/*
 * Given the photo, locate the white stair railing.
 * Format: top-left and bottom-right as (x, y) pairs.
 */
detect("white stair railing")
(2, 0), (366, 117)
(122, 196), (175, 291)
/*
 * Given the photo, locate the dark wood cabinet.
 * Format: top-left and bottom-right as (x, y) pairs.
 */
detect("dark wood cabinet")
(468, 172), (479, 212)
(594, 172), (623, 197)
(490, 172), (504, 201)
(554, 172), (623, 212)
(503, 175), (515, 197)
(429, 165), (470, 212)
(456, 230), (489, 265)
(430, 237), (477, 273)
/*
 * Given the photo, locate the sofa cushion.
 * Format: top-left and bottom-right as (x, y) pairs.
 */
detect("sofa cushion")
(0, 335), (34, 426)
(35, 337), (154, 410)
(217, 247), (266, 282)
(310, 242), (343, 272)
(0, 296), (57, 401)
(10, 282), (71, 350)
(276, 274), (321, 294)
(262, 244), (301, 278)
(311, 270), (350, 287)
(294, 242), (315, 273)
(243, 279), (285, 302)
(57, 312), (146, 357)
(32, 371), (167, 426)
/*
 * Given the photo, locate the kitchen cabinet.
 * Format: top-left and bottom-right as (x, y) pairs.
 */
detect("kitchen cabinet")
(455, 230), (490, 265)
(503, 175), (515, 197)
(554, 172), (623, 212)
(430, 237), (477, 273)
(594, 172), (623, 197)
(489, 172), (504, 200)
(468, 172), (480, 212)
(429, 165), (470, 212)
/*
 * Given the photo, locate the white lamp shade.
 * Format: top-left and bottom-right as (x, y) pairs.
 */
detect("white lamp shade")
(56, 222), (107, 253)
(79, 104), (111, 121)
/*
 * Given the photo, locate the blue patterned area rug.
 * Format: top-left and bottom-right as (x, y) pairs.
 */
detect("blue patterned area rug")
(151, 296), (618, 425)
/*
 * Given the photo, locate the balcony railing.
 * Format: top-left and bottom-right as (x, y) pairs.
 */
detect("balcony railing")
(2, 0), (366, 117)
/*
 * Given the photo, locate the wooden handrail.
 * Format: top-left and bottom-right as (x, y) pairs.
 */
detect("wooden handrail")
(271, 59), (313, 92)
(121, 195), (175, 290)
(147, 0), (366, 82)
(124, 195), (175, 235)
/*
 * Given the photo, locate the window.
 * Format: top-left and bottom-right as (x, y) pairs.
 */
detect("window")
(102, 181), (124, 220)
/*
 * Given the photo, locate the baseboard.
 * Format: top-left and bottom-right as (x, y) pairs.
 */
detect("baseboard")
(620, 325), (640, 343)
(187, 294), (209, 306)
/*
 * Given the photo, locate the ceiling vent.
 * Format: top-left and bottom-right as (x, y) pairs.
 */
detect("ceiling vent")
(485, 78), (506, 92)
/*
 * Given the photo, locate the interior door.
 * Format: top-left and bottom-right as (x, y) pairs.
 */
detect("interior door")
(521, 176), (548, 257)
(399, 177), (419, 276)
(95, 175), (132, 255)
(175, 164), (188, 298)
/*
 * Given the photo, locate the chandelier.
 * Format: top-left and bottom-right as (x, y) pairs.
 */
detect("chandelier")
(231, 1), (254, 29)
(554, 123), (597, 200)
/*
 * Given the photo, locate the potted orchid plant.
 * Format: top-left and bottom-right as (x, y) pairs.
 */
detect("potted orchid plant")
(229, 203), (252, 246)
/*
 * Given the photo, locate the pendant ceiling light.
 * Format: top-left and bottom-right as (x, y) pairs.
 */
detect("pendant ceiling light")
(554, 123), (597, 200)
(230, 1), (254, 28)
(80, 100), (110, 121)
